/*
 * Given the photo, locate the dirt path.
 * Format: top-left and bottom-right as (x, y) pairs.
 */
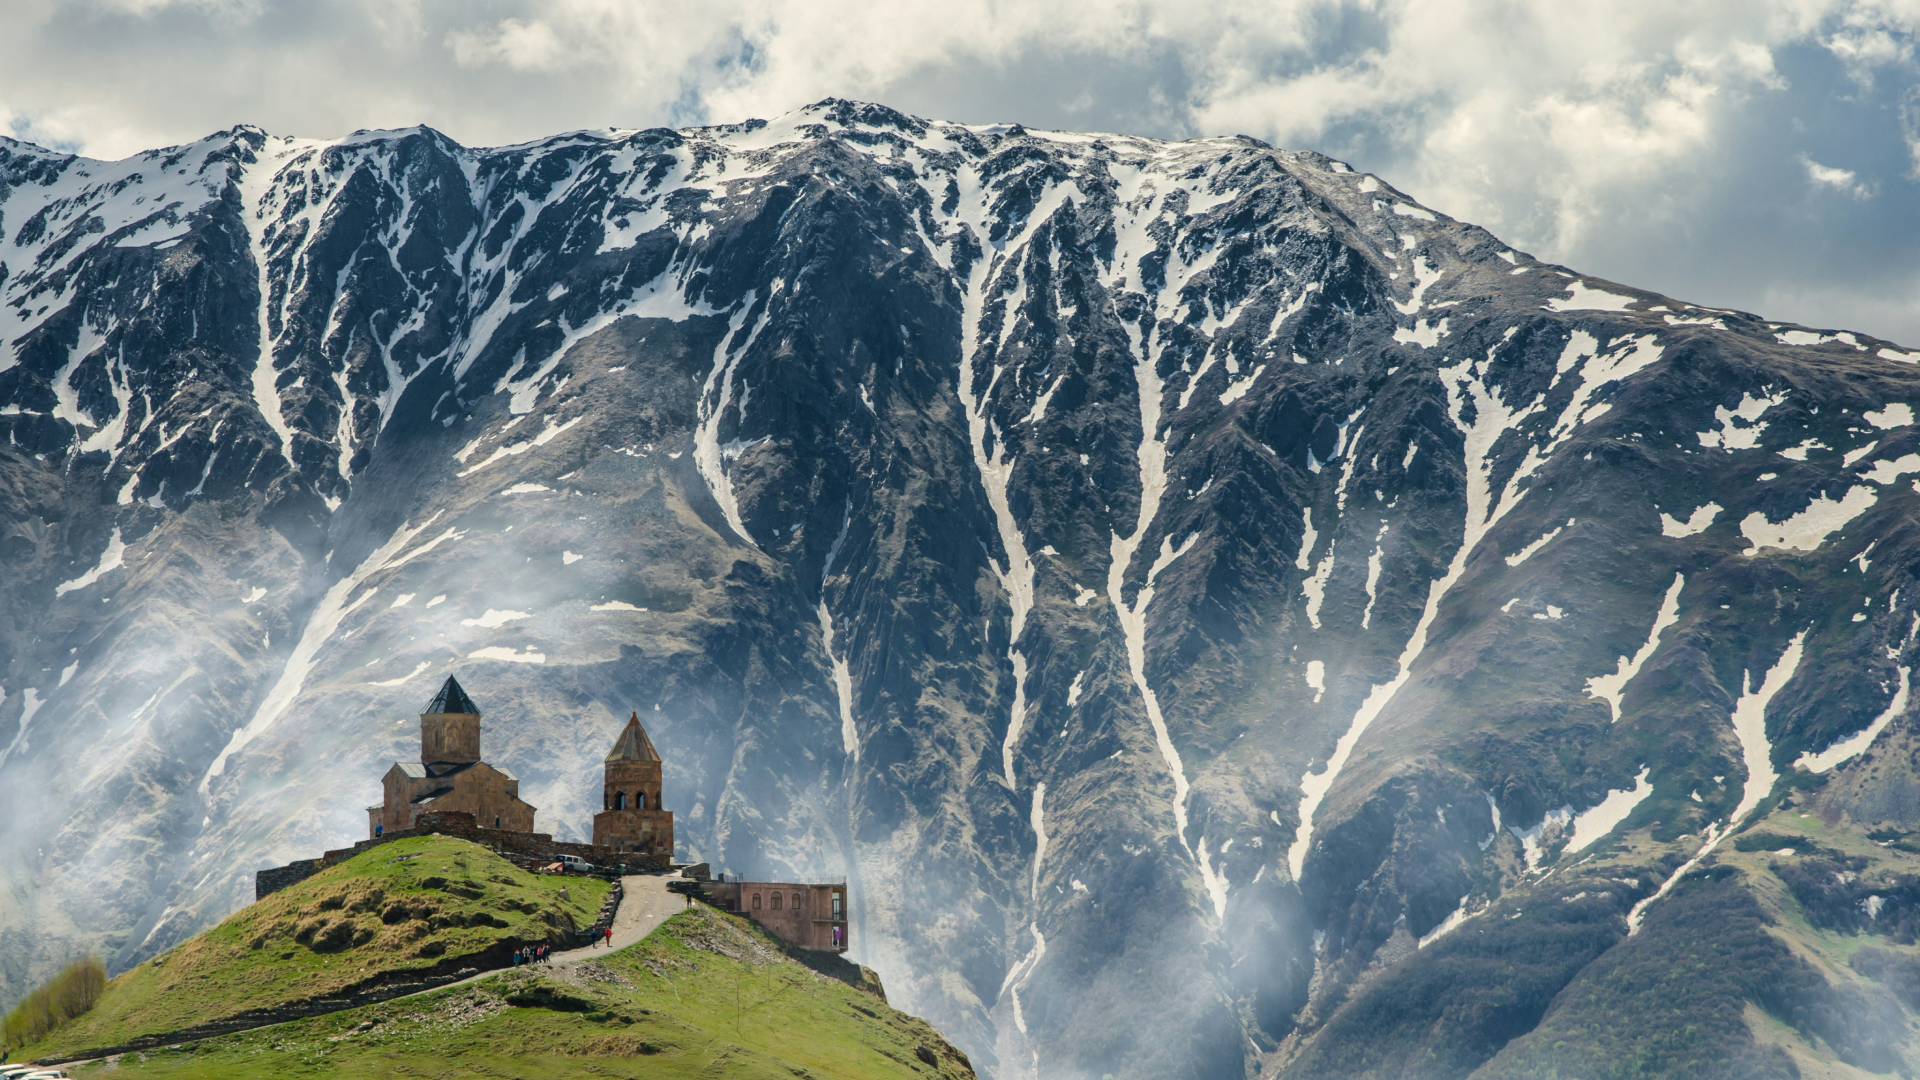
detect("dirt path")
(553, 872), (680, 962)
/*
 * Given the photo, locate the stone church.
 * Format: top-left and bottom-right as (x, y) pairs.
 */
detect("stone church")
(368, 675), (539, 837)
(368, 677), (674, 859)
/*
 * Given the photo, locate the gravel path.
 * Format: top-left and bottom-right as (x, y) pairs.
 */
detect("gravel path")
(551, 873), (680, 963)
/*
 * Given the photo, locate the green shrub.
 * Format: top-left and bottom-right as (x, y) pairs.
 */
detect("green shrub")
(1, 956), (107, 1051)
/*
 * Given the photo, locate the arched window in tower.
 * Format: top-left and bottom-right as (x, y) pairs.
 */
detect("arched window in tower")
(614, 792), (626, 810)
(752, 892), (762, 910)
(771, 892), (783, 910)
(638, 792), (647, 809)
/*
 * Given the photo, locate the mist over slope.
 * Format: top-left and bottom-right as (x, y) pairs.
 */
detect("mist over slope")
(6, 98), (1920, 1078)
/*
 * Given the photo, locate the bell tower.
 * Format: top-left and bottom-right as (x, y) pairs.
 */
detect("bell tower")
(419, 675), (482, 764)
(593, 711), (674, 855)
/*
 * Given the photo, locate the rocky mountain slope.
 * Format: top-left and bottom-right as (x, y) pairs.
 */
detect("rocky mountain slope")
(5, 98), (1920, 1079)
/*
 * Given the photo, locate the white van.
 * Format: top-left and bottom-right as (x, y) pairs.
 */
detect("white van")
(555, 854), (600, 873)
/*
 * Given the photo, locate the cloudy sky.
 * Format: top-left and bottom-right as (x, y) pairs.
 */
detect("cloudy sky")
(6, 0), (1920, 343)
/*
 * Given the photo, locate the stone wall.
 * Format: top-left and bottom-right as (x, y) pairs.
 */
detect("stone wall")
(592, 805), (673, 855)
(419, 712), (480, 763)
(255, 811), (667, 900)
(253, 858), (327, 900)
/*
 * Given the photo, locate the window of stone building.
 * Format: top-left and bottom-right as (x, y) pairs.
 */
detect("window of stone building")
(752, 893), (762, 910)
(615, 792), (626, 810)
(639, 792), (647, 809)
(792, 892), (802, 910)
(771, 892), (783, 910)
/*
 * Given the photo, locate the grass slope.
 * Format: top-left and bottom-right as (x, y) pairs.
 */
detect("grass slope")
(50, 905), (973, 1079)
(20, 835), (608, 1059)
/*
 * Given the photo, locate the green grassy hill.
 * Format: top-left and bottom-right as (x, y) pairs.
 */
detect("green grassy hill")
(14, 835), (609, 1060)
(13, 835), (974, 1079)
(36, 904), (972, 1079)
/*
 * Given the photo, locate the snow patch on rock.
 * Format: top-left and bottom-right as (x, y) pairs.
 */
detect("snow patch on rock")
(1741, 487), (1879, 554)
(1631, 631), (1808, 932)
(468, 646), (545, 664)
(55, 528), (126, 597)
(1506, 518), (1572, 567)
(1418, 895), (1473, 948)
(1565, 767), (1654, 854)
(1586, 573), (1684, 722)
(1696, 389), (1784, 451)
(1545, 281), (1637, 312)
(1660, 503), (1720, 537)
(461, 609), (530, 628)
(1798, 665), (1912, 773)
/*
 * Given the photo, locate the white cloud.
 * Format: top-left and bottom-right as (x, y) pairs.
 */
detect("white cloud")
(1829, 1), (1920, 85)
(1803, 153), (1877, 198)
(4, 1), (1920, 342)
(447, 17), (569, 72)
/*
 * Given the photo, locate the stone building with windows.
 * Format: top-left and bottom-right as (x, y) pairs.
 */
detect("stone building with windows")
(367, 676), (538, 837)
(592, 711), (674, 856)
(692, 877), (850, 953)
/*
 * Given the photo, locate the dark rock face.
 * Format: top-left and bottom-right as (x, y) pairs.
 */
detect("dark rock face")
(6, 99), (1920, 1078)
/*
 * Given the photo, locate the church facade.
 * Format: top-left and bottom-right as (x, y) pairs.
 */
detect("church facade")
(368, 676), (539, 837)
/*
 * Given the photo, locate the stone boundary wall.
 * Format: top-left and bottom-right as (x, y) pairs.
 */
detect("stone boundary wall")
(253, 858), (328, 899)
(255, 811), (667, 900)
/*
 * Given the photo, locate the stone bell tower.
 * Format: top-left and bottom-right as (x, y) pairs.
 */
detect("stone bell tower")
(420, 675), (481, 763)
(592, 712), (674, 855)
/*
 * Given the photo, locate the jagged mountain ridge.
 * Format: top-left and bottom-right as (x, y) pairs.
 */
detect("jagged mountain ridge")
(5, 99), (1920, 1079)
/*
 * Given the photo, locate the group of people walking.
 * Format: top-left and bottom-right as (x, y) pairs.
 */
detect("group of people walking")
(509, 924), (614, 968)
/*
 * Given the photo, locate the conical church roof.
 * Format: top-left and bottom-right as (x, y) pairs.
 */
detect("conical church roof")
(423, 675), (480, 716)
(606, 712), (661, 762)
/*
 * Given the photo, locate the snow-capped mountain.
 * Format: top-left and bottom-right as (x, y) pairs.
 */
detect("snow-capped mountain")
(6, 99), (1920, 1078)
